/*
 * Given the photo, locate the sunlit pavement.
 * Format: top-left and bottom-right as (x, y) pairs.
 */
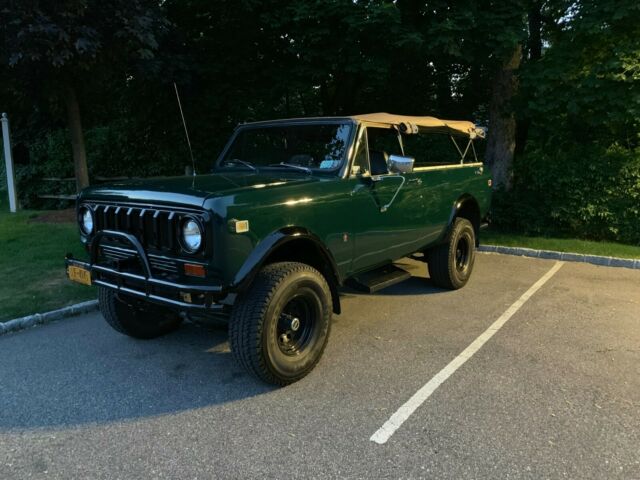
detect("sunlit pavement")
(1, 254), (639, 479)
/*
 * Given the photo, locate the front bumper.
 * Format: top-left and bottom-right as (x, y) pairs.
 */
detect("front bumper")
(65, 229), (230, 313)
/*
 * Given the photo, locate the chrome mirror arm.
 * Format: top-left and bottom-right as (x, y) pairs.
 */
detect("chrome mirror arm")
(380, 175), (406, 213)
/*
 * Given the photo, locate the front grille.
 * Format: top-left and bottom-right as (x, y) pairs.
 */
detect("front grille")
(101, 245), (180, 274)
(91, 203), (202, 254)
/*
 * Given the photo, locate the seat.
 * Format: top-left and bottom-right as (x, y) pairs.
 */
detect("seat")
(370, 150), (389, 175)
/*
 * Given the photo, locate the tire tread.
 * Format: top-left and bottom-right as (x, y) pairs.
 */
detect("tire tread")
(229, 262), (331, 386)
(427, 217), (475, 290)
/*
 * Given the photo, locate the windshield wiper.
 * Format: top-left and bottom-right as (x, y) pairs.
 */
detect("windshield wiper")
(222, 159), (257, 171)
(267, 162), (312, 174)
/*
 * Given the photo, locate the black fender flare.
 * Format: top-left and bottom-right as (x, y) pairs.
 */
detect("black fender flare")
(443, 194), (481, 245)
(232, 227), (342, 314)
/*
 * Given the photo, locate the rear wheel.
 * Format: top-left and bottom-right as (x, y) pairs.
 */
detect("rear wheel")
(427, 217), (476, 289)
(98, 287), (182, 339)
(229, 262), (332, 386)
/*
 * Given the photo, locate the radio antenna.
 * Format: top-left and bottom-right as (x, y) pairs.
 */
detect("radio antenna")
(173, 82), (196, 177)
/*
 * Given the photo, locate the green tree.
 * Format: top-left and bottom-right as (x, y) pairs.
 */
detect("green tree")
(522, 0), (640, 149)
(0, 0), (168, 191)
(392, 0), (530, 189)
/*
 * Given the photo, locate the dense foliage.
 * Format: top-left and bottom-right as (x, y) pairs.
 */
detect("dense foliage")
(0, 0), (638, 243)
(493, 144), (640, 243)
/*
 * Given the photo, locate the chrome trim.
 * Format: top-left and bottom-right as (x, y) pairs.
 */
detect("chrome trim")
(78, 204), (94, 234)
(179, 215), (204, 253)
(388, 154), (415, 174)
(412, 162), (483, 172)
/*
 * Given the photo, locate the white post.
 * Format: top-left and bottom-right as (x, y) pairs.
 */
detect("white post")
(1, 113), (18, 212)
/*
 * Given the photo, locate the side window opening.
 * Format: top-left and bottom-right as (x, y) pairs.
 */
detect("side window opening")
(351, 128), (370, 176)
(367, 127), (403, 156)
(402, 132), (478, 167)
(470, 138), (484, 163)
(366, 127), (403, 175)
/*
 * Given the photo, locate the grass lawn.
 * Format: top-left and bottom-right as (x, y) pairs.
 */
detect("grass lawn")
(0, 209), (95, 322)
(481, 229), (640, 259)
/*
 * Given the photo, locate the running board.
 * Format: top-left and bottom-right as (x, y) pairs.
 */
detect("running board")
(346, 264), (411, 293)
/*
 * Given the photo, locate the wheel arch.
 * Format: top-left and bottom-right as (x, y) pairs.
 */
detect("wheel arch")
(447, 194), (481, 246)
(233, 227), (342, 314)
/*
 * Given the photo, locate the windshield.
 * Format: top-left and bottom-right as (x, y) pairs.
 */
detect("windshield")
(217, 123), (352, 173)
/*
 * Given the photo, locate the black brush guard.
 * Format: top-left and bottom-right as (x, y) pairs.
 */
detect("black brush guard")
(65, 230), (229, 313)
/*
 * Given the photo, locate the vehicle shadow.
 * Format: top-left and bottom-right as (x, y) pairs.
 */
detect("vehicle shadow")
(0, 319), (274, 431)
(374, 276), (447, 296)
(0, 259), (447, 432)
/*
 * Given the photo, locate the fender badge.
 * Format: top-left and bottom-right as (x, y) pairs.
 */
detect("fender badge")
(229, 219), (250, 233)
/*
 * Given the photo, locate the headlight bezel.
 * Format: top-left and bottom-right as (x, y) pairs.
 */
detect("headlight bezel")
(78, 205), (94, 235)
(180, 215), (204, 253)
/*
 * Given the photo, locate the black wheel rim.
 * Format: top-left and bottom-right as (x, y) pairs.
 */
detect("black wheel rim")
(455, 236), (471, 273)
(276, 292), (318, 356)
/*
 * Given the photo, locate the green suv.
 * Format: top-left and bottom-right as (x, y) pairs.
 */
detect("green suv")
(66, 113), (491, 385)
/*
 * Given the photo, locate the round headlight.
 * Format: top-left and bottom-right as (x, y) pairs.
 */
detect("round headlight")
(182, 218), (202, 252)
(79, 207), (94, 234)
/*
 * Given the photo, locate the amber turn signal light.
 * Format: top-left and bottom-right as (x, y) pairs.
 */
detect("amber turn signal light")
(184, 263), (206, 277)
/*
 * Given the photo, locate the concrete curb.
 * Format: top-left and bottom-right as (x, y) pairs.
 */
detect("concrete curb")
(0, 300), (98, 337)
(478, 245), (639, 269)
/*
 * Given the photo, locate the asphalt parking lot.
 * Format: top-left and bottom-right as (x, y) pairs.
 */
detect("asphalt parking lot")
(1, 253), (639, 479)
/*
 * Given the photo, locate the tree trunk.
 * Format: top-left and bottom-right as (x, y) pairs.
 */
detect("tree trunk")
(64, 85), (90, 192)
(485, 44), (522, 190)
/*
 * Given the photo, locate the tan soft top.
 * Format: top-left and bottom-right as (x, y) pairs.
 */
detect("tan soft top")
(353, 112), (483, 138)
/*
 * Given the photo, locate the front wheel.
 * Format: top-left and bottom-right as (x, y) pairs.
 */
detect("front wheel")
(229, 262), (332, 386)
(98, 287), (182, 339)
(427, 217), (476, 289)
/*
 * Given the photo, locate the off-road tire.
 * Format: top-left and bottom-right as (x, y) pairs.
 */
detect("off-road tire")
(229, 262), (332, 386)
(427, 217), (476, 290)
(98, 287), (182, 339)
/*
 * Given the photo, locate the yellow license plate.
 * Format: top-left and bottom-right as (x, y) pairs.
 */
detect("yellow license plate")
(67, 265), (92, 286)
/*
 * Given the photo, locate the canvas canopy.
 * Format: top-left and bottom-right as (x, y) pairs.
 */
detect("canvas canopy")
(353, 112), (484, 138)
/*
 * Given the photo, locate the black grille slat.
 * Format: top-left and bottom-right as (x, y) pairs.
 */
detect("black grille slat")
(93, 205), (102, 231)
(100, 245), (179, 274)
(166, 212), (176, 251)
(138, 209), (148, 247)
(152, 210), (161, 248)
(102, 205), (110, 230)
(149, 258), (179, 274)
(114, 207), (122, 230)
(102, 250), (132, 261)
(125, 208), (133, 230)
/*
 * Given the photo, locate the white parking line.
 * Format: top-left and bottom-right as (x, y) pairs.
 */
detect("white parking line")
(370, 261), (565, 445)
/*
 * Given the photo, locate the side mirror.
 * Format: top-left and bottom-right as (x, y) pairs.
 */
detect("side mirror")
(388, 154), (415, 174)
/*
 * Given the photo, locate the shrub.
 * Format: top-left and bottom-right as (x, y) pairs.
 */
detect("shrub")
(492, 143), (640, 245)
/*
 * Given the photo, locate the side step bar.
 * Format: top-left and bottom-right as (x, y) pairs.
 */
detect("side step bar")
(346, 264), (411, 293)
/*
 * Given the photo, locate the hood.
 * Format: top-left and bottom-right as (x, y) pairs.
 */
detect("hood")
(78, 171), (318, 208)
